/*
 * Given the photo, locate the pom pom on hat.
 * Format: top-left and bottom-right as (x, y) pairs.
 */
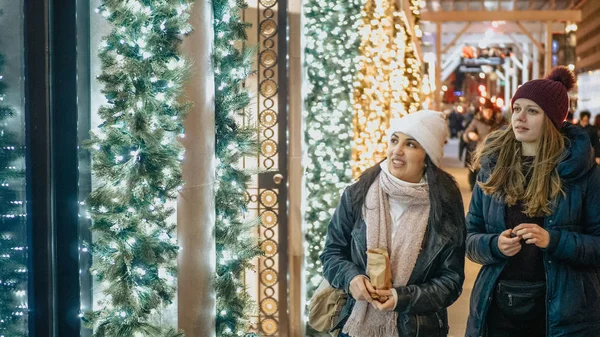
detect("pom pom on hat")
(545, 66), (576, 91)
(387, 110), (448, 167)
(511, 66), (575, 130)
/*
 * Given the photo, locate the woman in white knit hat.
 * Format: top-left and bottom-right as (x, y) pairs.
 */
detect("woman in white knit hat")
(320, 110), (466, 337)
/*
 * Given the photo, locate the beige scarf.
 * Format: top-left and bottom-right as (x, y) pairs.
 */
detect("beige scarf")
(342, 168), (430, 337)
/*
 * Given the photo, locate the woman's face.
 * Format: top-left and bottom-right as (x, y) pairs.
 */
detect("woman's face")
(386, 132), (427, 183)
(482, 108), (494, 121)
(511, 98), (545, 144)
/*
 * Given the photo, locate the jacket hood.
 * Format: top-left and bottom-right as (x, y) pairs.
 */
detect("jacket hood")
(557, 123), (595, 182)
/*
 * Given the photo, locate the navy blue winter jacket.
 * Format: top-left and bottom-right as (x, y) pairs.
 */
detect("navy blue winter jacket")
(466, 124), (600, 337)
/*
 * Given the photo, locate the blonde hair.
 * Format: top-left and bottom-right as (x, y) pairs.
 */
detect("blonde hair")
(471, 116), (565, 217)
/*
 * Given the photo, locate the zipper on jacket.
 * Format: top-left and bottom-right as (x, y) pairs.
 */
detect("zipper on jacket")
(415, 315), (421, 337)
(481, 262), (508, 337)
(543, 238), (550, 337)
(435, 311), (444, 334)
(508, 293), (513, 306)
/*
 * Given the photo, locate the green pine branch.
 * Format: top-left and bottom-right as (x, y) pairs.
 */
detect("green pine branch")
(212, 0), (261, 336)
(83, 1), (194, 336)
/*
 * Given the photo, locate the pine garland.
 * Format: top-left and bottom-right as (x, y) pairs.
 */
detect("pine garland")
(83, 1), (193, 336)
(212, 0), (262, 336)
(303, 0), (364, 315)
(0, 52), (27, 337)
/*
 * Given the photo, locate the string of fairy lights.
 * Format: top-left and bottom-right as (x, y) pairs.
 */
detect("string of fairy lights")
(352, 0), (412, 178)
(0, 1), (424, 336)
(303, 0), (364, 315)
(82, 1), (192, 336)
(304, 0), (424, 333)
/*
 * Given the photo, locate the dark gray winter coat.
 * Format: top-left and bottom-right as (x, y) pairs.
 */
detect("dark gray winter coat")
(320, 170), (466, 336)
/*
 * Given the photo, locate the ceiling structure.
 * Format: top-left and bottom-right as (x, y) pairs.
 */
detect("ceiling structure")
(418, 0), (586, 109)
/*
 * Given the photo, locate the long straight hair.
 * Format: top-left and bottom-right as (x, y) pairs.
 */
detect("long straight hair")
(471, 115), (565, 216)
(350, 158), (464, 245)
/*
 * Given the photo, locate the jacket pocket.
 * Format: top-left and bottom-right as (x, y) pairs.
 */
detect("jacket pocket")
(494, 280), (546, 320)
(416, 312), (446, 337)
(435, 311), (449, 335)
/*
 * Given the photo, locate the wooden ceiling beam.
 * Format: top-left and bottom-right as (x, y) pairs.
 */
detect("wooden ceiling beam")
(506, 33), (525, 56)
(421, 10), (582, 22)
(436, 32), (532, 45)
(442, 22), (471, 54)
(397, 0), (422, 63)
(515, 21), (545, 55)
(421, 21), (565, 34)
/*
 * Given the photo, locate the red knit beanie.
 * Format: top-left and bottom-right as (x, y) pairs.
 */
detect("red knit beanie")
(510, 66), (575, 130)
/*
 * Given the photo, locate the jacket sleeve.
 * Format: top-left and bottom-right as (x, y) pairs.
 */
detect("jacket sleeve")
(546, 168), (600, 266)
(465, 179), (508, 265)
(393, 238), (465, 315)
(319, 189), (365, 295)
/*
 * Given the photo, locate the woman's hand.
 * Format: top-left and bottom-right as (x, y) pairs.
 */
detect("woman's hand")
(498, 229), (522, 256)
(468, 132), (480, 142)
(349, 275), (375, 303)
(373, 289), (396, 311)
(514, 223), (550, 248)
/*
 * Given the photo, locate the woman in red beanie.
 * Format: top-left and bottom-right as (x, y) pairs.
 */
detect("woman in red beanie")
(465, 66), (600, 337)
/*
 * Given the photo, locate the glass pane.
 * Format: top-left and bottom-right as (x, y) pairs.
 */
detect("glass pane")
(0, 1), (28, 336)
(78, 0), (108, 335)
(77, 0), (94, 335)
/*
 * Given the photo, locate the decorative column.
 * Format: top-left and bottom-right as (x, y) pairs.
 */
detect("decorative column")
(288, 1), (305, 336)
(178, 2), (216, 336)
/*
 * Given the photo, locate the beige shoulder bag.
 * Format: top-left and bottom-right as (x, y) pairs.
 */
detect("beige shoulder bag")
(308, 278), (347, 336)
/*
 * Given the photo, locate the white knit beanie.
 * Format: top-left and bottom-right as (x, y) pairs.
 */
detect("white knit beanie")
(387, 110), (448, 167)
